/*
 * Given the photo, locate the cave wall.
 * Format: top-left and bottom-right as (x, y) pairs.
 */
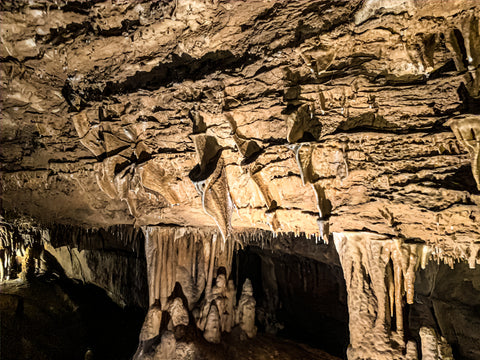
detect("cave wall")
(1, 0), (480, 359)
(412, 262), (480, 360)
(0, 221), (148, 308)
(0, 275), (146, 360)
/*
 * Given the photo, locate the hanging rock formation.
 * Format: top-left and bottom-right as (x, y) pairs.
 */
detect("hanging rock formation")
(2, 0), (480, 359)
(135, 225), (258, 359)
(334, 232), (429, 359)
(446, 115), (480, 190)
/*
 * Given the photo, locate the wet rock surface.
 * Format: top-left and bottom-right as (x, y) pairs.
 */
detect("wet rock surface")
(2, 1), (480, 359)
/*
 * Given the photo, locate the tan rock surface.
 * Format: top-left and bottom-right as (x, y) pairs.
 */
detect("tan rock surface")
(2, 1), (480, 359)
(1, 1), (478, 255)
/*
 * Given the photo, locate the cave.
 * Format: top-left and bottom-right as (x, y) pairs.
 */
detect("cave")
(1, 1), (480, 360)
(232, 239), (349, 357)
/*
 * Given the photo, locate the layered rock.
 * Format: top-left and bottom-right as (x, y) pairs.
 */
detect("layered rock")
(2, 1), (480, 359)
(1, 0), (479, 244)
(0, 220), (148, 308)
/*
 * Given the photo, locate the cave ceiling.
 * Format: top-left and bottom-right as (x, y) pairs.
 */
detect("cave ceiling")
(1, 0), (480, 261)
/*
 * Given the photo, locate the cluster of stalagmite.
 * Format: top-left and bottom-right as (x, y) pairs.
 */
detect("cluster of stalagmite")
(134, 226), (256, 359)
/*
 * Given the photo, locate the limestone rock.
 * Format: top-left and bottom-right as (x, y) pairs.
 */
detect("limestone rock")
(419, 327), (454, 360)
(203, 302), (221, 344)
(237, 279), (257, 339)
(168, 297), (189, 328)
(2, 1), (480, 359)
(154, 331), (176, 360)
(139, 304), (162, 342)
(1, 0), (478, 252)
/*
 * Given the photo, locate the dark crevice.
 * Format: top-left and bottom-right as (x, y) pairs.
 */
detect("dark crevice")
(458, 82), (480, 114)
(63, 51), (260, 109)
(60, 0), (104, 15)
(43, 21), (94, 45)
(386, 164), (479, 195)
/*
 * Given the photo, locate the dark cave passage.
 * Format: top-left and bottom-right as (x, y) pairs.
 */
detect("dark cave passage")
(232, 245), (349, 359)
(0, 275), (147, 360)
(410, 261), (480, 360)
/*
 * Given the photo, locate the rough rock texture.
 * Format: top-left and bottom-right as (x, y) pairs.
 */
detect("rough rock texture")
(2, 1), (480, 359)
(334, 232), (426, 359)
(1, 220), (148, 307)
(135, 226), (261, 358)
(2, 0), (480, 244)
(412, 261), (480, 360)
(234, 236), (349, 357)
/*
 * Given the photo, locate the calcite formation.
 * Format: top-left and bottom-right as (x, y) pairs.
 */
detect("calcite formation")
(446, 115), (480, 190)
(1, 0), (480, 359)
(334, 232), (428, 359)
(134, 226), (257, 358)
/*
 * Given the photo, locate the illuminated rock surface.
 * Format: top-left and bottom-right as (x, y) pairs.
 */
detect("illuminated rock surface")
(1, 0), (480, 359)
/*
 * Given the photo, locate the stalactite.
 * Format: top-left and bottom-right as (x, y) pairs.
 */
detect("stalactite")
(445, 115), (480, 190)
(138, 225), (256, 355)
(190, 135), (233, 243)
(0, 219), (45, 282)
(138, 160), (180, 205)
(225, 113), (262, 161)
(334, 232), (429, 360)
(288, 144), (332, 242)
(285, 103), (320, 143)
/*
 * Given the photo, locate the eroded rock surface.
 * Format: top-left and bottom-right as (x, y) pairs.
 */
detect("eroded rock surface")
(2, 1), (480, 360)
(1, 0), (479, 246)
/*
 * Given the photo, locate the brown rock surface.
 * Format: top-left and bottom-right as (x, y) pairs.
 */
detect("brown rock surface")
(2, 1), (480, 359)
(1, 0), (479, 250)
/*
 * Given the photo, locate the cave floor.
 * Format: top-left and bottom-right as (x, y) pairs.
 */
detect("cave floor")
(0, 276), (145, 360)
(216, 333), (341, 360)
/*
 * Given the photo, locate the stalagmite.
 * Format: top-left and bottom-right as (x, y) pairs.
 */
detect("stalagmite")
(212, 274), (228, 332)
(20, 246), (34, 281)
(137, 226), (253, 352)
(237, 279), (257, 339)
(139, 303), (162, 342)
(169, 298), (189, 328)
(204, 301), (221, 344)
(224, 279), (236, 333)
(155, 331), (176, 360)
(3, 2), (480, 360)
(419, 327), (454, 360)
